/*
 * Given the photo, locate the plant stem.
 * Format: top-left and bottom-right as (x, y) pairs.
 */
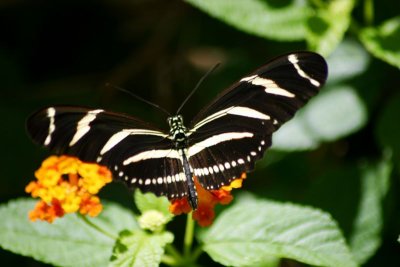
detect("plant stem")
(78, 213), (118, 240)
(364, 0), (374, 26)
(161, 254), (178, 266)
(165, 244), (183, 261)
(183, 212), (195, 258)
(191, 245), (204, 262)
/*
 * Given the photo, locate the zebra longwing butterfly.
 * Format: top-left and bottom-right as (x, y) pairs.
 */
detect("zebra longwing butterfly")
(27, 52), (328, 209)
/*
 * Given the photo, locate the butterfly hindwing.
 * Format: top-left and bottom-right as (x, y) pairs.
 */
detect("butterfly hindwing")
(187, 52), (328, 189)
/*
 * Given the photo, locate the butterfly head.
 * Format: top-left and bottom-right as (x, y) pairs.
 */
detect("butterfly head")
(167, 115), (188, 145)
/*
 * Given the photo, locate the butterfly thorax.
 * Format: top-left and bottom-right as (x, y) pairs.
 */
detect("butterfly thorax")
(167, 115), (188, 149)
(167, 115), (198, 209)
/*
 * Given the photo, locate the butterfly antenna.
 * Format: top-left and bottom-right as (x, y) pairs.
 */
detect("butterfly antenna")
(175, 62), (220, 115)
(106, 83), (171, 116)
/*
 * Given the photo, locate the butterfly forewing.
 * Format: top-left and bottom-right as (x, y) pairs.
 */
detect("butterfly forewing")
(27, 106), (189, 199)
(187, 52), (327, 189)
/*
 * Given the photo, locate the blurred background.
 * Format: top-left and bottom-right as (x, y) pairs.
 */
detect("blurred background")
(0, 0), (399, 266)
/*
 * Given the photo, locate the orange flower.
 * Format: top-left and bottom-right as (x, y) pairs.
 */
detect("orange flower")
(28, 199), (65, 223)
(26, 155), (112, 223)
(192, 202), (215, 227)
(170, 173), (246, 227)
(169, 198), (192, 215)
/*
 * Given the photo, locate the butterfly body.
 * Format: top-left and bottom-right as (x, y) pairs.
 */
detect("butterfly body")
(27, 52), (328, 210)
(167, 115), (198, 208)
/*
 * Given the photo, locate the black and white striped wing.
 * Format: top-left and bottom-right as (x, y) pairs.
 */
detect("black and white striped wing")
(27, 106), (188, 199)
(187, 52), (328, 190)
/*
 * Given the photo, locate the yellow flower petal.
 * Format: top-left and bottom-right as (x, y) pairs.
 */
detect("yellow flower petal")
(58, 156), (80, 174)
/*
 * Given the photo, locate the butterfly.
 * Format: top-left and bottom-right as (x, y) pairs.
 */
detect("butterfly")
(27, 52), (328, 209)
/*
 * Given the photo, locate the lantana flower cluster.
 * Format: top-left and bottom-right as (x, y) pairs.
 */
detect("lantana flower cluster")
(25, 155), (112, 223)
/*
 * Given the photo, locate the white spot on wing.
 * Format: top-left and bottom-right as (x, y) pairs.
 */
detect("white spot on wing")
(69, 109), (103, 146)
(240, 74), (257, 82)
(188, 132), (253, 157)
(190, 106), (269, 133)
(100, 129), (168, 155)
(213, 165), (219, 173)
(191, 108), (229, 131)
(44, 107), (56, 146)
(219, 164), (224, 171)
(123, 149), (181, 165)
(101, 131), (131, 155)
(260, 78), (295, 97)
(288, 54), (321, 87)
(242, 75), (295, 98)
(228, 106), (270, 120)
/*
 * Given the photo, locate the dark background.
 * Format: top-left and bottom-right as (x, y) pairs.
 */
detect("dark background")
(0, 0), (399, 266)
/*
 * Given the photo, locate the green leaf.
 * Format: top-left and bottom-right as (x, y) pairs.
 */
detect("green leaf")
(303, 85), (367, 141)
(185, 0), (311, 41)
(327, 39), (370, 84)
(134, 190), (173, 221)
(200, 196), (357, 267)
(272, 85), (367, 150)
(109, 230), (173, 267)
(307, 0), (355, 56)
(271, 112), (318, 151)
(349, 158), (392, 264)
(0, 199), (137, 267)
(360, 16), (400, 68)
